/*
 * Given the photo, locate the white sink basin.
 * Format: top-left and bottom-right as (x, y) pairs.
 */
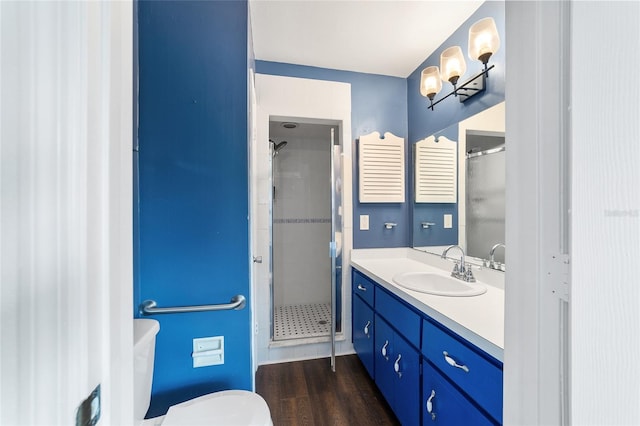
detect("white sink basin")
(392, 272), (487, 297)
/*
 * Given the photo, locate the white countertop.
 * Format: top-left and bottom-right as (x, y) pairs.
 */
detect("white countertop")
(350, 248), (504, 361)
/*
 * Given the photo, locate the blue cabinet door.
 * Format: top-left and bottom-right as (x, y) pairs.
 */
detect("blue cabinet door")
(422, 360), (496, 426)
(353, 294), (375, 378)
(374, 314), (397, 408)
(393, 330), (421, 426)
(422, 319), (503, 423)
(375, 314), (421, 426)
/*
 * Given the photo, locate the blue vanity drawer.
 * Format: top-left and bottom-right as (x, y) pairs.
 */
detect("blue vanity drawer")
(422, 319), (503, 423)
(422, 360), (495, 426)
(352, 269), (375, 307)
(375, 288), (421, 348)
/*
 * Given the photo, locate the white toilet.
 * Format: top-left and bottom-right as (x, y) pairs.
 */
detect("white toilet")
(134, 318), (272, 426)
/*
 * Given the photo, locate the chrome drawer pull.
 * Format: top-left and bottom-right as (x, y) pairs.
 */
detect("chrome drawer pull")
(426, 389), (436, 421)
(394, 354), (402, 378)
(443, 351), (470, 373)
(381, 340), (389, 360)
(357, 284), (367, 291)
(364, 321), (371, 338)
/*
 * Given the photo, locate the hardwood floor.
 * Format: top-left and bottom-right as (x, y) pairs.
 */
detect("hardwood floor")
(256, 355), (400, 426)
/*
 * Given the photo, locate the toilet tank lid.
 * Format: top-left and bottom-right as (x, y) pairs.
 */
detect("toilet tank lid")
(134, 318), (160, 350)
(162, 390), (272, 426)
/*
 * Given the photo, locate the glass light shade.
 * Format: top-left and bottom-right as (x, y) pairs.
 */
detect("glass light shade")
(420, 66), (442, 100)
(468, 17), (500, 64)
(440, 46), (466, 85)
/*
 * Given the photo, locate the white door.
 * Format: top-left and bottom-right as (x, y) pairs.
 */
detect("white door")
(1, 2), (133, 425)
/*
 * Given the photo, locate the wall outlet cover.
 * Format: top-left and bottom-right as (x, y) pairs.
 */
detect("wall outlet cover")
(444, 214), (453, 229)
(360, 215), (370, 231)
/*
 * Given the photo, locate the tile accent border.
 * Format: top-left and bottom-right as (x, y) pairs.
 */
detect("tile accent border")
(273, 218), (331, 224)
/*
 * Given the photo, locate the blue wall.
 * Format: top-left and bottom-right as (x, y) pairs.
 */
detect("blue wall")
(411, 125), (460, 248)
(408, 1), (505, 248)
(136, 0), (252, 417)
(255, 61), (410, 248)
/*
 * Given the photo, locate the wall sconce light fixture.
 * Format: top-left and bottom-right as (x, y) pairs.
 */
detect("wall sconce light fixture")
(421, 17), (500, 111)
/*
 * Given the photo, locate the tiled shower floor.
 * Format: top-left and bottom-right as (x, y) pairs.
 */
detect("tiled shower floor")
(273, 303), (331, 341)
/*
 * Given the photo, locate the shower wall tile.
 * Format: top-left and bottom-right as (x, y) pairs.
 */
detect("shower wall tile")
(273, 222), (331, 306)
(272, 131), (333, 308)
(273, 135), (330, 221)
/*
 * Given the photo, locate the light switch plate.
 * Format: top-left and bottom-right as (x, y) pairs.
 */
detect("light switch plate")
(360, 215), (369, 231)
(444, 214), (453, 229)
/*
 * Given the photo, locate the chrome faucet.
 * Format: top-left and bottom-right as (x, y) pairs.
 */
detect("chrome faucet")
(489, 243), (505, 270)
(441, 245), (475, 282)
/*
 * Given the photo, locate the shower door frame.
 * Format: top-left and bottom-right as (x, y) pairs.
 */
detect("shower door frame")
(267, 118), (344, 356)
(329, 127), (342, 371)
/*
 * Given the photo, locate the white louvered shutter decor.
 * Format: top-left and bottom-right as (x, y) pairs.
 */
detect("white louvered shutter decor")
(358, 132), (405, 203)
(414, 135), (457, 203)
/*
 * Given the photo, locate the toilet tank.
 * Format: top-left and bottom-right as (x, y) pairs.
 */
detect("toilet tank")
(134, 318), (160, 422)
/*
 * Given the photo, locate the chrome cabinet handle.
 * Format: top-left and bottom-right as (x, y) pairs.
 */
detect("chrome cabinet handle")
(363, 321), (370, 338)
(381, 340), (389, 360)
(394, 354), (402, 378)
(357, 284), (367, 291)
(443, 351), (470, 373)
(426, 390), (436, 421)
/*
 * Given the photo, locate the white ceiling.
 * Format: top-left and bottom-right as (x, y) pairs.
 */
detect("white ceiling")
(250, 0), (484, 78)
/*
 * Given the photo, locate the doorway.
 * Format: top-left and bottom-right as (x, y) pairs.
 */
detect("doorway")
(252, 73), (353, 370)
(268, 119), (343, 369)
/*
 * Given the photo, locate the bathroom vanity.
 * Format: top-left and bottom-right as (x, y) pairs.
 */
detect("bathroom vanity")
(351, 248), (504, 425)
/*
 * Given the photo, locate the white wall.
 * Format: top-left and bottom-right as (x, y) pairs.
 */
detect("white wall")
(506, 1), (640, 424)
(505, 2), (570, 424)
(253, 74), (354, 364)
(571, 2), (640, 424)
(0, 1), (133, 424)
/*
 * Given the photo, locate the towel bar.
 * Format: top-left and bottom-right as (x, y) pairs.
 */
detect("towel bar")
(139, 295), (246, 315)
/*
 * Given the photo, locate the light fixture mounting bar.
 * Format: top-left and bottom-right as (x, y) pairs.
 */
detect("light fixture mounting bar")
(428, 64), (495, 110)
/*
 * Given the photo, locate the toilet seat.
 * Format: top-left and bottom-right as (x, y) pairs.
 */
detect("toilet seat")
(160, 390), (272, 426)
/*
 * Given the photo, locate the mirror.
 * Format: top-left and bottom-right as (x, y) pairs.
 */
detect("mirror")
(412, 102), (505, 270)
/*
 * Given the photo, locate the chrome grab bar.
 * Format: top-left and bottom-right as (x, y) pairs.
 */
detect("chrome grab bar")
(139, 294), (246, 315)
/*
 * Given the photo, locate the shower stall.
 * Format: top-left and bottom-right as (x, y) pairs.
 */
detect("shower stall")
(465, 130), (505, 263)
(268, 120), (342, 354)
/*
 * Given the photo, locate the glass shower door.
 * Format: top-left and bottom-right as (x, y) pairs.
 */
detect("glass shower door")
(466, 147), (506, 262)
(330, 127), (343, 372)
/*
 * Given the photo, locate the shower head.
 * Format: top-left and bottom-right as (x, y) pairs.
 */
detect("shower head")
(269, 139), (288, 157)
(274, 141), (287, 152)
(273, 141), (288, 154)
